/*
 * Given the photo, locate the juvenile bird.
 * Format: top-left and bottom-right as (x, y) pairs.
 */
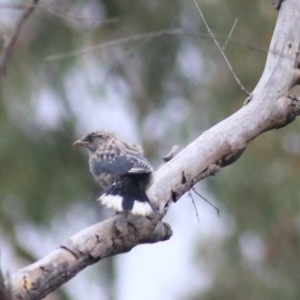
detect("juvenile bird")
(73, 130), (154, 216)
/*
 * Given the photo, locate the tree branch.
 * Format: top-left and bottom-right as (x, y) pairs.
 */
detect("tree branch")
(45, 28), (185, 61)
(149, 0), (300, 214)
(0, 3), (117, 25)
(6, 214), (171, 300)
(192, 0), (249, 95)
(44, 28), (269, 63)
(0, 0), (39, 79)
(5, 0), (300, 299)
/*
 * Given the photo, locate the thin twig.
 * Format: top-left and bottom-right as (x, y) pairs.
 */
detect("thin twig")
(0, 3), (25, 9)
(45, 25), (271, 63)
(45, 6), (117, 24)
(0, 3), (117, 24)
(0, 0), (39, 78)
(45, 28), (184, 61)
(163, 145), (179, 162)
(0, 3), (272, 67)
(192, 187), (220, 217)
(156, 145), (179, 170)
(0, 3), (277, 57)
(105, 39), (151, 83)
(182, 30), (269, 54)
(192, 0), (249, 95)
(223, 18), (238, 50)
(188, 191), (200, 222)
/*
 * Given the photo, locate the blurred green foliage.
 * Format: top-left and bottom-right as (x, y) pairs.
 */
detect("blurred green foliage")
(0, 0), (300, 300)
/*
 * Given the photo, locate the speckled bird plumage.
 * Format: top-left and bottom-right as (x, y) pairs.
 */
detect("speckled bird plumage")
(73, 130), (154, 215)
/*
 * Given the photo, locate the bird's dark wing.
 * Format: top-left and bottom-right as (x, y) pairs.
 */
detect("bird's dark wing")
(91, 155), (152, 176)
(126, 155), (152, 173)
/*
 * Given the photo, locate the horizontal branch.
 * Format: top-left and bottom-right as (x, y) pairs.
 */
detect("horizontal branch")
(45, 28), (271, 62)
(0, 3), (117, 24)
(45, 28), (185, 61)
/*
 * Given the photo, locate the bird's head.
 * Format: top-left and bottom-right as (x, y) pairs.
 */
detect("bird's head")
(73, 130), (116, 153)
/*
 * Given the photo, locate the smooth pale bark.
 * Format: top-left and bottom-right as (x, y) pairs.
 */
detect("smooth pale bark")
(5, 0), (300, 299)
(6, 214), (172, 300)
(149, 0), (300, 213)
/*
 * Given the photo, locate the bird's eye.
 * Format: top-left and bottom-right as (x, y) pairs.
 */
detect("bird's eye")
(85, 134), (94, 142)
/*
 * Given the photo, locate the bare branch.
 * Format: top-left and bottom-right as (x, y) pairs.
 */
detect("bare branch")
(184, 30), (269, 54)
(0, 0), (39, 79)
(188, 191), (200, 222)
(192, 0), (249, 95)
(149, 0), (300, 213)
(0, 3), (117, 24)
(192, 187), (220, 217)
(45, 28), (185, 61)
(156, 145), (179, 171)
(43, 5), (116, 24)
(222, 18), (238, 50)
(104, 39), (151, 82)
(6, 213), (172, 300)
(45, 27), (270, 62)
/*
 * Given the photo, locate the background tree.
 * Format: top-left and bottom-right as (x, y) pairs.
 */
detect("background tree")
(0, 0), (300, 299)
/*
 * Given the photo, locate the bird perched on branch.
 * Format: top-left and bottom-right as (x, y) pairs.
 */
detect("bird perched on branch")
(73, 130), (154, 216)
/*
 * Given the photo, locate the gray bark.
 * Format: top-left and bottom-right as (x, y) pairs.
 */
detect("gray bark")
(6, 214), (171, 300)
(149, 0), (300, 213)
(5, 0), (300, 299)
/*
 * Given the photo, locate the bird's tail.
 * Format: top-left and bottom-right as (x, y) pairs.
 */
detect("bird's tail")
(98, 177), (153, 216)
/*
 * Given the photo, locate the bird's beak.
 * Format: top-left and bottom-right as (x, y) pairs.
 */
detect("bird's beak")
(73, 139), (88, 147)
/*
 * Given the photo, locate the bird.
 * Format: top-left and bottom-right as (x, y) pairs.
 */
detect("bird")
(73, 130), (154, 216)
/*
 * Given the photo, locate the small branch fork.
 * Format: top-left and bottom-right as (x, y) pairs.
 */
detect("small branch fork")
(168, 168), (220, 215)
(192, 0), (249, 95)
(188, 188), (220, 223)
(188, 191), (200, 222)
(192, 188), (220, 217)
